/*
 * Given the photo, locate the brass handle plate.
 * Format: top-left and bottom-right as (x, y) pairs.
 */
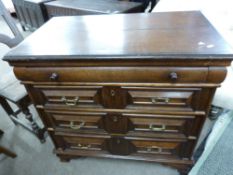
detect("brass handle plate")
(71, 144), (101, 151)
(149, 124), (166, 131)
(147, 146), (162, 153)
(76, 143), (91, 150)
(70, 121), (85, 130)
(151, 97), (169, 104)
(61, 96), (79, 106)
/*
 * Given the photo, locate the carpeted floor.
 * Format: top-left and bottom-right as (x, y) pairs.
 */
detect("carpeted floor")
(197, 112), (233, 175)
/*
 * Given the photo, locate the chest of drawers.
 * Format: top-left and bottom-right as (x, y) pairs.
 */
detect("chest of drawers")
(4, 11), (233, 174)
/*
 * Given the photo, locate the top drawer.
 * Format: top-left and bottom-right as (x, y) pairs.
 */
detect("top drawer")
(14, 67), (208, 83)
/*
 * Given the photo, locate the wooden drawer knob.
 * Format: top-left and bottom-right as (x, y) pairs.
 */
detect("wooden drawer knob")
(50, 73), (59, 81)
(169, 72), (178, 81)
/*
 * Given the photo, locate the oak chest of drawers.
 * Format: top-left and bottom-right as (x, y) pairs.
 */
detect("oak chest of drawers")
(4, 11), (233, 174)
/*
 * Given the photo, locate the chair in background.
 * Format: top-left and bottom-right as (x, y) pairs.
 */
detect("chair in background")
(130, 0), (157, 12)
(11, 0), (52, 31)
(0, 0), (45, 142)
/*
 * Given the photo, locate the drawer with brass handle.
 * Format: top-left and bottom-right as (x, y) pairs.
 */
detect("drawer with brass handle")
(124, 87), (202, 111)
(105, 136), (190, 158)
(45, 110), (106, 132)
(56, 133), (110, 151)
(36, 86), (104, 108)
(46, 110), (199, 137)
(125, 113), (196, 135)
(129, 138), (187, 157)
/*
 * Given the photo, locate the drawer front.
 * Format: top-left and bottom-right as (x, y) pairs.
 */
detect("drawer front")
(38, 86), (103, 108)
(56, 134), (109, 151)
(54, 134), (188, 158)
(15, 67), (208, 83)
(46, 109), (198, 137)
(124, 87), (202, 111)
(125, 113), (195, 136)
(129, 138), (186, 157)
(46, 110), (106, 132)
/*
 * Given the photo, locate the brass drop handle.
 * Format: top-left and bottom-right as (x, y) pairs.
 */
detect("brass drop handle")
(50, 73), (59, 81)
(77, 143), (91, 149)
(70, 121), (85, 130)
(61, 96), (79, 106)
(169, 72), (178, 81)
(147, 146), (162, 153)
(151, 97), (169, 104)
(149, 124), (166, 131)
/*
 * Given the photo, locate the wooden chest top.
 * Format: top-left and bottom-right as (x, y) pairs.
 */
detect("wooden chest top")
(4, 11), (233, 61)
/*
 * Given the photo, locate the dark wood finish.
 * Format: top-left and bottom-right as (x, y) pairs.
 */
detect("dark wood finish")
(45, 0), (143, 19)
(103, 113), (130, 134)
(4, 12), (233, 60)
(4, 11), (233, 174)
(13, 67), (209, 83)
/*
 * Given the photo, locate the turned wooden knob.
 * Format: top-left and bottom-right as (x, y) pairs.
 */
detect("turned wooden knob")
(169, 72), (178, 81)
(50, 73), (59, 81)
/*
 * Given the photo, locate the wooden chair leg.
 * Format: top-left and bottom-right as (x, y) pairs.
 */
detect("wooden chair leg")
(17, 97), (46, 143)
(0, 95), (46, 143)
(0, 129), (4, 136)
(0, 145), (17, 158)
(22, 107), (46, 142)
(0, 96), (17, 125)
